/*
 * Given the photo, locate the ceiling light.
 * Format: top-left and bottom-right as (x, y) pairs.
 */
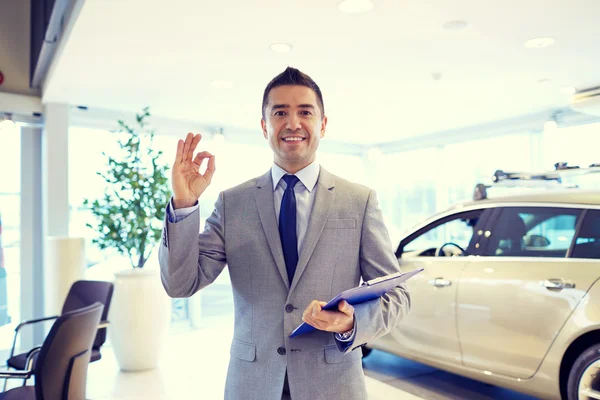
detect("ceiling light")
(338, 0), (374, 14)
(0, 113), (16, 132)
(213, 128), (225, 146)
(544, 120), (558, 131)
(210, 80), (233, 89)
(431, 72), (443, 81)
(524, 37), (555, 49)
(270, 43), (292, 53)
(442, 20), (469, 31)
(560, 86), (576, 95)
(538, 78), (552, 85)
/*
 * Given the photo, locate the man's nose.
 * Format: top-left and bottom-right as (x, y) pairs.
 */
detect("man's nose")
(285, 114), (302, 131)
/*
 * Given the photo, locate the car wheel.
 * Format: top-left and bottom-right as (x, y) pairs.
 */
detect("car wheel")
(567, 343), (600, 400)
(361, 346), (372, 358)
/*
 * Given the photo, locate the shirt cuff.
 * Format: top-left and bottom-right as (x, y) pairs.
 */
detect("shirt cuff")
(335, 328), (356, 342)
(167, 197), (199, 223)
(333, 318), (357, 352)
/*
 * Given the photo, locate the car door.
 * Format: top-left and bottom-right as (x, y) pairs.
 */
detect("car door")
(457, 205), (600, 379)
(386, 208), (489, 365)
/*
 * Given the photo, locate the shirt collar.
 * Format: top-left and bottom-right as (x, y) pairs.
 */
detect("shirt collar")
(271, 161), (320, 193)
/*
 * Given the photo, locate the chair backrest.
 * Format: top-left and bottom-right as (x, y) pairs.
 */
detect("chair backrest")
(61, 280), (114, 349)
(34, 302), (104, 400)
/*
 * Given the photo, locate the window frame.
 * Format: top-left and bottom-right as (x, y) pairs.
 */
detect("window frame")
(396, 208), (492, 258)
(568, 209), (600, 259)
(480, 205), (585, 258)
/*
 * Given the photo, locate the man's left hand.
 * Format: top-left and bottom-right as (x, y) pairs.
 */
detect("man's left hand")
(302, 300), (354, 333)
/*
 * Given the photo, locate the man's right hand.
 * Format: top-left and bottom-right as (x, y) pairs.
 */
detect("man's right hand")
(171, 133), (216, 209)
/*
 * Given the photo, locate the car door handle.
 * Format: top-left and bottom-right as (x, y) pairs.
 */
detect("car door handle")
(428, 278), (452, 288)
(541, 279), (575, 290)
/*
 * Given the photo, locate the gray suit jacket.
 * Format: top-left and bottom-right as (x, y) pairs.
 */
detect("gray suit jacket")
(159, 167), (411, 400)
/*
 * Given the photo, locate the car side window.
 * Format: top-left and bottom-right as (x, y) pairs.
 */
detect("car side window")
(402, 210), (483, 256)
(484, 207), (582, 258)
(571, 210), (600, 259)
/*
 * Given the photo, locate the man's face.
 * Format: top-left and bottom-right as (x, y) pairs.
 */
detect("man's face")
(261, 85), (327, 173)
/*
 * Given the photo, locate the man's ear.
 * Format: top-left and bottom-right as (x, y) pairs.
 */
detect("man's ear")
(261, 119), (268, 139)
(320, 116), (328, 138)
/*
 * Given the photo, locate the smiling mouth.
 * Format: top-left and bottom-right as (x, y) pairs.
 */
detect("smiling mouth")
(282, 137), (306, 142)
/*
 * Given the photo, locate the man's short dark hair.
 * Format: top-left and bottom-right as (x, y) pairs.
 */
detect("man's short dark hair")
(261, 67), (325, 119)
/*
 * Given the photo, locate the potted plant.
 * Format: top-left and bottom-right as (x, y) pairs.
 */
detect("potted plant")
(83, 107), (172, 371)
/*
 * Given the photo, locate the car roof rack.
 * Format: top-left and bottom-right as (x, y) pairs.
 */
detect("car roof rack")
(473, 162), (600, 200)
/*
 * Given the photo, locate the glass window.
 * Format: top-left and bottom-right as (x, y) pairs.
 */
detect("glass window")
(402, 210), (483, 256)
(0, 124), (21, 354)
(376, 148), (439, 246)
(443, 133), (534, 205)
(484, 207), (581, 258)
(572, 210), (600, 259)
(543, 122), (600, 171)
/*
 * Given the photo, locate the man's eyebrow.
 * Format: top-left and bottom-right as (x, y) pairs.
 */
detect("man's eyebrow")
(271, 104), (315, 110)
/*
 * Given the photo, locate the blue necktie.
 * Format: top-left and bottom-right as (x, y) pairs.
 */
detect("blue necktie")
(280, 175), (300, 285)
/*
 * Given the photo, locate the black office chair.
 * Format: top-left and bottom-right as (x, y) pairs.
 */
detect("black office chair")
(0, 302), (104, 400)
(6, 280), (113, 372)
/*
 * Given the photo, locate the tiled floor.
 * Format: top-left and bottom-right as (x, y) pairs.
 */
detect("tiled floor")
(84, 325), (422, 400)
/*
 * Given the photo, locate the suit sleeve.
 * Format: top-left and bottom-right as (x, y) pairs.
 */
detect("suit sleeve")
(343, 190), (411, 353)
(159, 192), (227, 298)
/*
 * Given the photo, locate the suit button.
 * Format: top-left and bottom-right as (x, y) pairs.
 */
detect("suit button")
(285, 304), (294, 313)
(277, 347), (286, 355)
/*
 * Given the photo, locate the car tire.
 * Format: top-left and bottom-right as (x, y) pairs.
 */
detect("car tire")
(567, 343), (600, 400)
(361, 345), (372, 358)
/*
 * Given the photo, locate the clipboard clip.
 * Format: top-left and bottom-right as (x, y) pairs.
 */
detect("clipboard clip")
(362, 271), (404, 286)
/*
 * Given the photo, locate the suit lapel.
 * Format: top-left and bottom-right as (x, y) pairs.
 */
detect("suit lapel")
(254, 170), (290, 289)
(290, 167), (336, 293)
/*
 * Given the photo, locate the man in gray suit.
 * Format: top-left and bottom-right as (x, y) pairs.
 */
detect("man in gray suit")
(159, 67), (411, 400)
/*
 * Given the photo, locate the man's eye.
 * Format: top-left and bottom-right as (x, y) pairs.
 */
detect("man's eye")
(274, 111), (286, 116)
(300, 111), (312, 116)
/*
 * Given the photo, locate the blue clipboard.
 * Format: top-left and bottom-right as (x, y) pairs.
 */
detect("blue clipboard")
(289, 268), (424, 338)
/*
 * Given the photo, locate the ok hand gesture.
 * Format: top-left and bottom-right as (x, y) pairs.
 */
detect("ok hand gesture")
(171, 133), (215, 209)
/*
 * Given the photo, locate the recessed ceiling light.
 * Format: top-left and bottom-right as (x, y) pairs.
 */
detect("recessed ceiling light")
(210, 80), (233, 89)
(431, 72), (443, 81)
(544, 120), (558, 131)
(524, 37), (555, 49)
(538, 78), (552, 85)
(442, 20), (469, 31)
(0, 119), (16, 132)
(560, 86), (576, 95)
(338, 0), (374, 14)
(270, 43), (292, 53)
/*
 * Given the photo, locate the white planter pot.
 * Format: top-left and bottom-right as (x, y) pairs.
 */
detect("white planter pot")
(108, 268), (171, 371)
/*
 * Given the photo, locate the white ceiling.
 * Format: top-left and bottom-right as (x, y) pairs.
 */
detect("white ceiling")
(43, 0), (600, 144)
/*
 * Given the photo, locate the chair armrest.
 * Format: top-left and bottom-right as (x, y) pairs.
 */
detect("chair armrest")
(10, 316), (58, 358)
(0, 370), (33, 379)
(24, 347), (42, 371)
(98, 320), (110, 329)
(15, 315), (59, 332)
